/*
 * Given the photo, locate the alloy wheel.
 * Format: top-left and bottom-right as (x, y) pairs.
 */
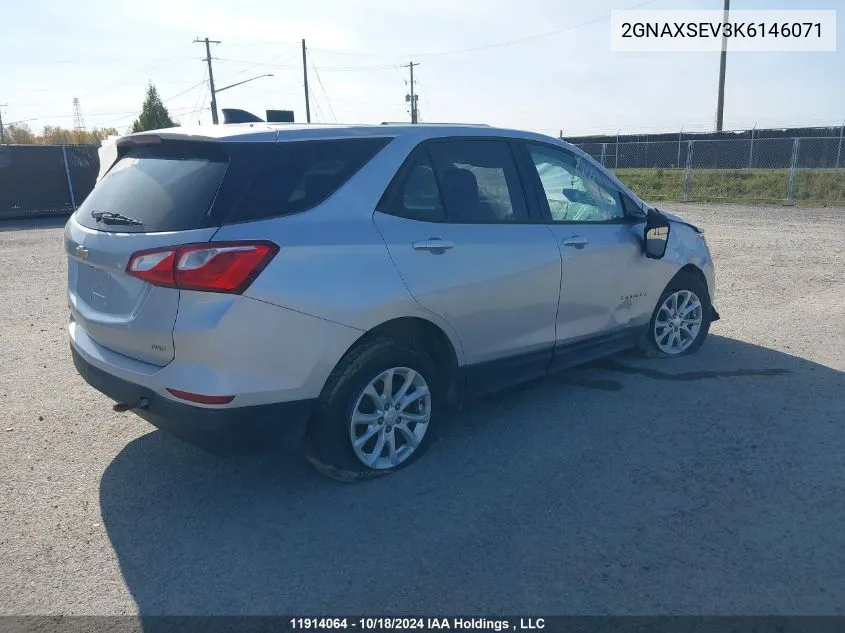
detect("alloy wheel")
(349, 367), (431, 470)
(653, 289), (703, 355)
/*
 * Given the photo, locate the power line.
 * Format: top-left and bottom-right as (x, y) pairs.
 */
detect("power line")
(309, 0), (660, 59)
(225, 85), (300, 97)
(7, 53), (197, 66)
(5, 104), (202, 128)
(213, 46), (300, 74)
(415, 0), (659, 57)
(307, 53), (337, 123)
(238, 49), (298, 75)
(328, 97), (407, 106)
(163, 79), (208, 103)
(309, 87), (325, 122)
(5, 110), (137, 126)
(9, 79), (196, 97)
(88, 80), (207, 128)
(7, 43), (198, 106)
(194, 85), (210, 125)
(307, 63), (398, 72)
(190, 70), (209, 121)
(212, 57), (398, 72)
(94, 107), (207, 131)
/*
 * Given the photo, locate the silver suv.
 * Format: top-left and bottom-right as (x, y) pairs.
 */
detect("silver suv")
(66, 123), (718, 480)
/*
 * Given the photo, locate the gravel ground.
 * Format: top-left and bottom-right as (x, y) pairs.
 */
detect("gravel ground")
(0, 204), (843, 616)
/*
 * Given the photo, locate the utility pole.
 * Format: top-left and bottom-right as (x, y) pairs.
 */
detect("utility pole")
(0, 104), (6, 144)
(302, 39), (311, 123)
(402, 62), (420, 123)
(715, 0), (730, 131)
(194, 37), (221, 124)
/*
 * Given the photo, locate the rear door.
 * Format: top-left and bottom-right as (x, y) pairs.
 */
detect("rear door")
(373, 138), (562, 395)
(65, 140), (228, 365)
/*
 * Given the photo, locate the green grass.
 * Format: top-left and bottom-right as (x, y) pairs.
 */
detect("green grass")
(613, 168), (845, 206)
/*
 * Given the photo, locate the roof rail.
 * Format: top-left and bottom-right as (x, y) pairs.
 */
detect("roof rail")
(379, 121), (491, 127)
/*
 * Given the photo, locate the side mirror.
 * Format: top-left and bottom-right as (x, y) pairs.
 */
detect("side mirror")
(644, 209), (670, 259)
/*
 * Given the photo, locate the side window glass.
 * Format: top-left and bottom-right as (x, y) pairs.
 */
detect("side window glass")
(377, 149), (445, 221)
(427, 140), (530, 224)
(621, 193), (645, 217)
(225, 138), (389, 224)
(527, 144), (624, 223)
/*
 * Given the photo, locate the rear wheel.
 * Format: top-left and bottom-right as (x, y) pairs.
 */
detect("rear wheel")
(305, 337), (442, 482)
(642, 271), (712, 358)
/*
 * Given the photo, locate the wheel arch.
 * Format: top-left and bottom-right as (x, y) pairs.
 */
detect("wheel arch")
(335, 316), (462, 404)
(673, 264), (711, 300)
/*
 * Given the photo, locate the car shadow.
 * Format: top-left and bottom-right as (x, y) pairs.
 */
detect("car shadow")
(99, 335), (845, 618)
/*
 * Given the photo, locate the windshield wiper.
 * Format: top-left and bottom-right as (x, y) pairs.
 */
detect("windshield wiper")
(91, 211), (144, 226)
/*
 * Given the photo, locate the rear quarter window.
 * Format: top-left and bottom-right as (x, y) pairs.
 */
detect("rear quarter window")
(222, 137), (391, 224)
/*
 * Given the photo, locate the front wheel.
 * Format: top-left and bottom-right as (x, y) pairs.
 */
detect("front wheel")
(642, 272), (713, 358)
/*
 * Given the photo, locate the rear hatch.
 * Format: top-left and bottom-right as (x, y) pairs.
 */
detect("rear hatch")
(66, 133), (391, 366)
(66, 140), (228, 365)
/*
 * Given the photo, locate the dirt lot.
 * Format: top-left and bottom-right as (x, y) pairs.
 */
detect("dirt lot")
(1, 204), (843, 615)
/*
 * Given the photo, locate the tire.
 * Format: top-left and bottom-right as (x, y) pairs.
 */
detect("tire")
(641, 270), (713, 359)
(305, 336), (443, 482)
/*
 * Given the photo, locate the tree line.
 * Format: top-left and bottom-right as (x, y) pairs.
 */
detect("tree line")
(2, 84), (179, 146)
(2, 124), (120, 145)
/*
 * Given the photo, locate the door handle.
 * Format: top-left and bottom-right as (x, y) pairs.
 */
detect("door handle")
(562, 236), (588, 248)
(412, 238), (455, 253)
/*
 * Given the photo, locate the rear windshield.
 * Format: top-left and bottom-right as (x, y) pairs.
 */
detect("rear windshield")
(75, 142), (228, 233)
(74, 137), (391, 232)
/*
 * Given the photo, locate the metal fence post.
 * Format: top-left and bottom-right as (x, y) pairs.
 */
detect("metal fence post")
(836, 122), (843, 169)
(61, 140), (77, 211)
(600, 143), (607, 167)
(682, 140), (694, 202)
(615, 131), (619, 169)
(676, 127), (683, 168)
(785, 137), (800, 206)
(748, 126), (755, 168)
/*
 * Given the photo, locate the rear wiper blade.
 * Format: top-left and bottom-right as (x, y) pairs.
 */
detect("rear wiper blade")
(91, 211), (144, 226)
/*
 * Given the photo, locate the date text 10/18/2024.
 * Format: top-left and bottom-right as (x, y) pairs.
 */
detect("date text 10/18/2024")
(289, 618), (546, 631)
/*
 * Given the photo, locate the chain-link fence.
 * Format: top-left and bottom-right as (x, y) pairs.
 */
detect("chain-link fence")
(573, 136), (845, 205)
(0, 144), (99, 220)
(2, 135), (844, 220)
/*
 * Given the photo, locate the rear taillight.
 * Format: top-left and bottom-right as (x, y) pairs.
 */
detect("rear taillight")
(126, 241), (278, 294)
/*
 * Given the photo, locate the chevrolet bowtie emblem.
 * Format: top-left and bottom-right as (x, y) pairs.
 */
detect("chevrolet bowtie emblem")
(75, 245), (89, 260)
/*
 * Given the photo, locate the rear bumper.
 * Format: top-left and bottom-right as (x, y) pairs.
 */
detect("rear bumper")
(71, 345), (313, 456)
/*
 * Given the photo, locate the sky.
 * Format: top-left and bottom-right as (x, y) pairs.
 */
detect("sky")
(2, 0), (843, 138)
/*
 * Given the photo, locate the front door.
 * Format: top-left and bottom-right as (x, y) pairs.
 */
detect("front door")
(517, 142), (651, 365)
